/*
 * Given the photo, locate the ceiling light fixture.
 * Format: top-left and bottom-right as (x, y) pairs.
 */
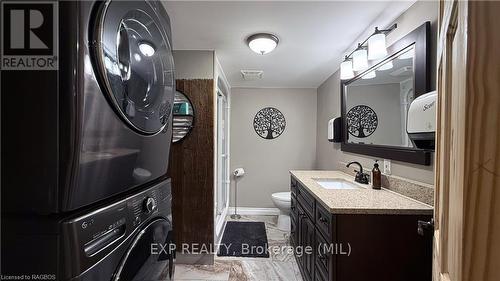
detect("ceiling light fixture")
(340, 23), (397, 80)
(246, 33), (279, 55)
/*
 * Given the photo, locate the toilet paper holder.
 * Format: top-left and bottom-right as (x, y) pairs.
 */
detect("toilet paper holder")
(233, 168), (245, 177)
(231, 168), (245, 219)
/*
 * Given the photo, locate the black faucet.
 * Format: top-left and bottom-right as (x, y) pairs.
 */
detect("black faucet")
(346, 161), (369, 184)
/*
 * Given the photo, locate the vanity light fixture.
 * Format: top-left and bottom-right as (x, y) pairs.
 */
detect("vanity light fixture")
(352, 44), (368, 71)
(368, 27), (388, 60)
(247, 33), (279, 55)
(340, 23), (397, 80)
(340, 56), (355, 80)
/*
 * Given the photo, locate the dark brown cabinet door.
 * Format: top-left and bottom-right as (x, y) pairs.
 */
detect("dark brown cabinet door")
(299, 213), (315, 281)
(314, 266), (328, 281)
(296, 204), (306, 270)
(291, 195), (298, 245)
(315, 229), (333, 281)
(291, 215), (297, 246)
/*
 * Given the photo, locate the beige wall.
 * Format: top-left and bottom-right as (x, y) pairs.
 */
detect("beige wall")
(230, 88), (317, 208)
(173, 50), (214, 79)
(316, 1), (438, 185)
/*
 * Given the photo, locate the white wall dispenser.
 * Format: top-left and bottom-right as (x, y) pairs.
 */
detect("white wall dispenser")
(407, 90), (437, 150)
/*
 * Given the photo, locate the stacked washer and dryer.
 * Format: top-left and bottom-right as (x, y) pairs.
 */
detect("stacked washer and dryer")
(1, 1), (176, 280)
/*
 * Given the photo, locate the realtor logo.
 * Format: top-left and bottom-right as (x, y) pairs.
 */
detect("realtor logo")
(1, 1), (58, 70)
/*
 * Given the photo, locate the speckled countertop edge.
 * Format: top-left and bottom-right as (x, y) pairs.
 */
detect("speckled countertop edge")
(290, 170), (433, 215)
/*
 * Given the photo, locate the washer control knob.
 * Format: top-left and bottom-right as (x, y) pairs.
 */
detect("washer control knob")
(143, 197), (157, 213)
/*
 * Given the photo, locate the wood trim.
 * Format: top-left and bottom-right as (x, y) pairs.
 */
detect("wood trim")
(462, 2), (500, 280)
(169, 79), (215, 250)
(340, 22), (433, 165)
(434, 1), (500, 281)
(341, 142), (431, 165)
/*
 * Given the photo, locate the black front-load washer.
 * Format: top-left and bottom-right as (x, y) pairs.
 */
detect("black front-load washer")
(1, 0), (175, 215)
(2, 179), (175, 280)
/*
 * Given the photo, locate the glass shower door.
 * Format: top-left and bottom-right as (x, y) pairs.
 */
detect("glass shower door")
(215, 89), (229, 232)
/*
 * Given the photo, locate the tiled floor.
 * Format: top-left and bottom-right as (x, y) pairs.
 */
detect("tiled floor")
(174, 215), (303, 281)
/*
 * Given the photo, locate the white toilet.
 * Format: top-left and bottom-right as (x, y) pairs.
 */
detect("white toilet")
(271, 192), (291, 231)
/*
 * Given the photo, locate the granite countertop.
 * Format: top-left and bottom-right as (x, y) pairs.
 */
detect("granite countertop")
(290, 170), (433, 215)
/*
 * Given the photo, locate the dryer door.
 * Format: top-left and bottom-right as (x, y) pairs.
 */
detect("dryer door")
(94, 0), (174, 135)
(113, 218), (174, 281)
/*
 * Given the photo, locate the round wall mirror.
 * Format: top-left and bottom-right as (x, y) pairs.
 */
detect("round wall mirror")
(172, 91), (194, 142)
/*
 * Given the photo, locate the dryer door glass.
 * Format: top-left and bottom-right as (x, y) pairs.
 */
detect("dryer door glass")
(114, 218), (174, 281)
(96, 1), (174, 134)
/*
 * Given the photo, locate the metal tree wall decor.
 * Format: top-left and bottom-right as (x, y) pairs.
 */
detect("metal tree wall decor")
(347, 105), (378, 138)
(253, 107), (286, 139)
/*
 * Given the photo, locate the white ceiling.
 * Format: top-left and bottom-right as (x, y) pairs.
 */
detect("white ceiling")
(162, 1), (415, 88)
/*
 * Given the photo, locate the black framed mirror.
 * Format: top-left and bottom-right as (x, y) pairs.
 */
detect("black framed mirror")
(341, 22), (432, 165)
(172, 90), (194, 143)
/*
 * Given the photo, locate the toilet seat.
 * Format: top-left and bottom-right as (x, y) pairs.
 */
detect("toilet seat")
(272, 192), (291, 203)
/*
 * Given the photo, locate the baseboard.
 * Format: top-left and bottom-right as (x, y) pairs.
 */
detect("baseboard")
(227, 207), (280, 216)
(175, 253), (214, 265)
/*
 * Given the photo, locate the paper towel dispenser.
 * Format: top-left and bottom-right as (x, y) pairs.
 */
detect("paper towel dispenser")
(407, 91), (436, 150)
(328, 117), (342, 143)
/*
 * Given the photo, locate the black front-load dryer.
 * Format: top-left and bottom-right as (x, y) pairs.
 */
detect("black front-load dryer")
(1, 0), (175, 215)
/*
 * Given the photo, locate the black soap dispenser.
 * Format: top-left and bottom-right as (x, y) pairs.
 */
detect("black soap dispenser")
(372, 160), (382, 190)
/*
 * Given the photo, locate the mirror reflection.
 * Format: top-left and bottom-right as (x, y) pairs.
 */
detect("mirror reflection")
(345, 46), (415, 148)
(172, 91), (194, 143)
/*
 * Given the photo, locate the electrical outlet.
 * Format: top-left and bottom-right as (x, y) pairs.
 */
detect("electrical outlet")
(383, 159), (391, 175)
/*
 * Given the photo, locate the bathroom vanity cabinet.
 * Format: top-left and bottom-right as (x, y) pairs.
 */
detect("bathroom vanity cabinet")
(290, 176), (433, 281)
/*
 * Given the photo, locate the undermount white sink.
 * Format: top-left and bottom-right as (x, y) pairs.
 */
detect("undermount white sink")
(313, 178), (363, 190)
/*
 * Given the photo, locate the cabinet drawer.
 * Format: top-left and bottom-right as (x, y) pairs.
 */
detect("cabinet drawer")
(297, 184), (315, 220)
(315, 203), (333, 241)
